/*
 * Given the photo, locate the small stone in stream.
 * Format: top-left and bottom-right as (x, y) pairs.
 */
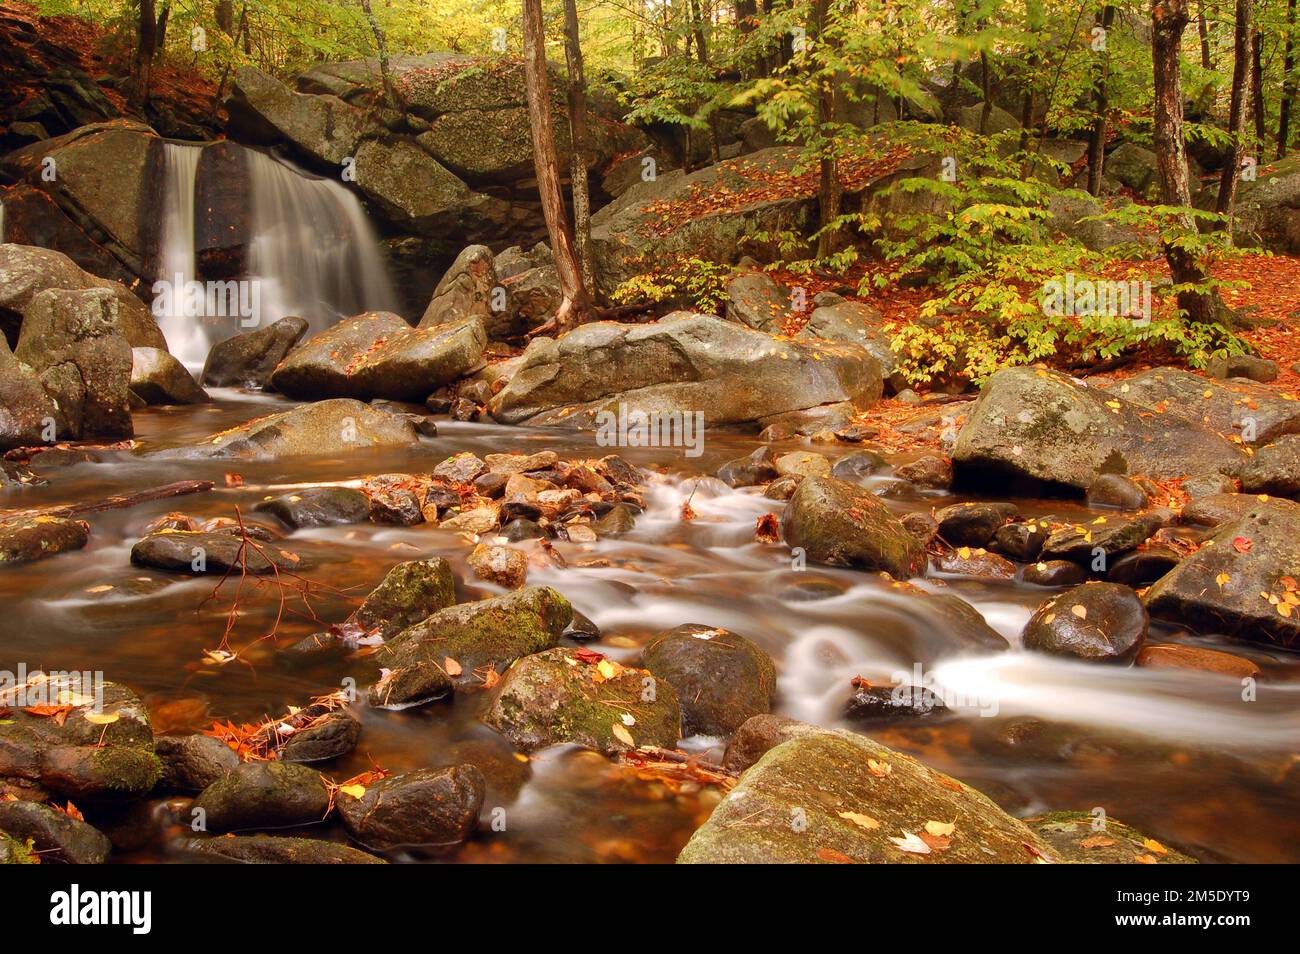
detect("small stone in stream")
(1240, 434), (1300, 496)
(843, 682), (947, 723)
(409, 415), (439, 437)
(363, 475), (426, 525)
(0, 799), (111, 864)
(831, 449), (887, 482)
(566, 465), (613, 495)
(935, 501), (1019, 547)
(474, 471), (508, 497)
(130, 530), (299, 574)
(1022, 582), (1148, 663)
(1182, 473), (1238, 499)
(450, 396), (481, 421)
(425, 393), (453, 414)
(1022, 559), (1089, 586)
(503, 473), (554, 506)
(176, 834), (386, 864)
(1206, 354), (1278, 382)
(642, 624), (776, 737)
(717, 446), (777, 487)
(0, 516), (90, 566)
(433, 452), (487, 483)
(130, 347), (209, 405)
(593, 504), (635, 536)
(1086, 473), (1149, 510)
(468, 543), (528, 589)
(253, 486), (370, 528)
(155, 733), (240, 793)
(565, 610), (601, 641)
(336, 766), (484, 851)
(1135, 643), (1261, 679)
(833, 423), (878, 443)
(500, 517), (544, 541)
(992, 521), (1050, 561)
(764, 475), (802, 500)
(485, 451), (559, 474)
(192, 761), (330, 833)
(564, 522), (598, 543)
(1025, 812), (1196, 864)
(279, 709), (362, 763)
(201, 316), (309, 389)
(782, 476), (928, 578)
(721, 714), (827, 773)
(899, 511), (938, 546)
(895, 455), (953, 489)
(1105, 546), (1182, 587)
(933, 547), (1016, 579)
(1039, 511), (1163, 564)
(483, 647), (681, 755)
(599, 454), (644, 487)
(438, 505), (501, 534)
(775, 451), (831, 479)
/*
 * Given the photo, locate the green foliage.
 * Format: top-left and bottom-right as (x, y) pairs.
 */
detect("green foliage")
(611, 257), (733, 314)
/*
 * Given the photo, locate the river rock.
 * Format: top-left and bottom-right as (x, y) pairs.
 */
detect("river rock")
(932, 547), (1016, 579)
(1086, 473), (1148, 509)
(467, 543), (528, 589)
(0, 681), (161, 801)
(718, 447), (778, 487)
(176, 834), (385, 864)
(1022, 582), (1148, 662)
(1105, 545), (1182, 587)
(782, 476), (927, 578)
(279, 710), (361, 763)
(642, 624), (776, 736)
(721, 714), (831, 773)
(1022, 559), (1089, 586)
(188, 398), (418, 459)
(1038, 511), (1163, 564)
(0, 515), (89, 566)
(335, 766), (484, 851)
(894, 454), (953, 488)
(155, 733), (240, 793)
(433, 451), (488, 483)
(678, 730), (1054, 863)
(130, 347), (209, 405)
(369, 586), (573, 707)
(192, 761), (330, 833)
(130, 529), (299, 574)
(991, 520), (1050, 561)
(253, 486), (371, 528)
(1239, 434), (1300, 496)
(1107, 368), (1300, 447)
(0, 335), (58, 451)
(724, 269), (790, 332)
(1025, 811), (1196, 864)
(201, 316), (309, 389)
(0, 799), (111, 864)
(484, 647), (681, 755)
(488, 313), (882, 429)
(953, 368), (1243, 490)
(844, 682), (948, 723)
(935, 502), (1018, 547)
(1136, 643), (1261, 678)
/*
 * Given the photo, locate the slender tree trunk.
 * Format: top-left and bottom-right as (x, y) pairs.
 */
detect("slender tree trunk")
(1252, 28), (1267, 143)
(523, 0), (591, 332)
(216, 0), (234, 34)
(1153, 0), (1222, 323)
(154, 3), (170, 60)
(563, 0), (594, 292)
(359, 0), (401, 111)
(1280, 0), (1298, 157)
(1217, 0), (1252, 218)
(1087, 5), (1116, 196)
(979, 50), (993, 134)
(1197, 3), (1212, 69)
(812, 0), (841, 258)
(131, 0), (158, 110)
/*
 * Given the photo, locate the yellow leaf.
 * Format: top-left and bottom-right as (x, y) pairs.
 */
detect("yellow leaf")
(338, 784), (366, 799)
(838, 811), (881, 830)
(596, 659), (621, 681)
(1142, 838), (1169, 855)
(611, 723), (635, 747)
(924, 819), (956, 837)
(1071, 605), (1087, 619)
(443, 657), (462, 677)
(83, 712), (119, 725)
(957, 546), (972, 559)
(867, 759), (892, 777)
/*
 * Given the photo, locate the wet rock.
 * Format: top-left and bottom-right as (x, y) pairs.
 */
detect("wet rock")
(775, 451), (831, 479)
(953, 368), (1243, 491)
(880, 579), (1011, 655)
(176, 833), (386, 864)
(1145, 505), (1300, 646)
(1182, 473), (1238, 499)
(1022, 582), (1148, 662)
(1180, 492), (1296, 528)
(844, 682), (948, 723)
(765, 476), (802, 501)
(721, 714), (828, 773)
(474, 471), (508, 498)
(369, 586), (573, 707)
(192, 761), (330, 833)
(782, 476), (927, 578)
(642, 624), (776, 737)
(1086, 474), (1148, 510)
(935, 501), (1018, 547)
(1105, 546), (1182, 587)
(439, 505), (501, 534)
(593, 505), (636, 536)
(724, 269), (790, 332)
(155, 733), (240, 794)
(363, 474), (427, 525)
(418, 244), (496, 331)
(0, 336), (58, 451)
(433, 451), (487, 483)
(468, 543), (528, 589)
(485, 450), (559, 475)
(991, 520), (1050, 561)
(1022, 559), (1089, 586)
(1039, 512), (1163, 564)
(1206, 354), (1278, 383)
(831, 449), (887, 482)
(500, 518), (544, 541)
(0, 799), (111, 864)
(0, 515), (89, 566)
(335, 765), (484, 851)
(187, 398), (418, 460)
(483, 647), (681, 755)
(718, 447), (778, 487)
(932, 547), (1016, 579)
(899, 511), (938, 546)
(894, 455), (953, 489)
(1107, 368), (1299, 446)
(129, 347), (208, 405)
(279, 710), (361, 764)
(1025, 812), (1195, 864)
(565, 611), (602, 641)
(228, 66), (369, 166)
(1135, 643), (1261, 679)
(678, 730), (1053, 863)
(270, 312), (487, 402)
(0, 681), (161, 801)
(131, 530), (298, 574)
(253, 486), (371, 528)
(1240, 435), (1300, 496)
(201, 317), (309, 389)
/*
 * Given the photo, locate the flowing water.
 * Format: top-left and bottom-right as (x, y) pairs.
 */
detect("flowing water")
(3, 392), (1298, 863)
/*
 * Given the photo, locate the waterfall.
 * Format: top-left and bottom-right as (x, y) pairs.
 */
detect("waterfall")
(156, 142), (205, 367)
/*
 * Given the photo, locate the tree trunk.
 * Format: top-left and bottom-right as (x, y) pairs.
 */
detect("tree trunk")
(563, 0), (595, 292)
(1280, 0), (1298, 157)
(130, 0), (158, 110)
(979, 50), (993, 134)
(1216, 0), (1252, 218)
(1252, 28), (1266, 143)
(523, 0), (591, 332)
(216, 0), (234, 34)
(1197, 3), (1213, 69)
(1087, 5), (1116, 196)
(154, 3), (170, 59)
(1152, 0), (1222, 323)
(359, 0), (401, 111)
(813, 0), (841, 258)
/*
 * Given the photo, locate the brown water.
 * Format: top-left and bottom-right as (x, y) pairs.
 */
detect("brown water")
(4, 390), (1298, 863)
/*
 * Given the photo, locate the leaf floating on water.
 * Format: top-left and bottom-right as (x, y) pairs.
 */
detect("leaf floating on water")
(837, 810), (881, 830)
(889, 831), (931, 855)
(84, 584), (114, 594)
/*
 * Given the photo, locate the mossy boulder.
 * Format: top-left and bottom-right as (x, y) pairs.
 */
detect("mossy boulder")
(678, 730), (1053, 863)
(176, 834), (385, 864)
(155, 733), (240, 794)
(483, 647), (682, 755)
(782, 476), (927, 578)
(1025, 812), (1196, 864)
(642, 624), (776, 737)
(0, 799), (111, 863)
(183, 398), (418, 460)
(335, 765), (484, 851)
(192, 761), (330, 833)
(0, 515), (89, 566)
(369, 586), (572, 707)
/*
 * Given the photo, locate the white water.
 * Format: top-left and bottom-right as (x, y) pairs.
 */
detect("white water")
(156, 143), (206, 367)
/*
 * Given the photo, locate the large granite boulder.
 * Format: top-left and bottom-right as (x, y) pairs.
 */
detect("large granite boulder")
(180, 398), (418, 460)
(1106, 368), (1300, 447)
(1233, 154), (1300, 253)
(352, 137), (508, 236)
(130, 347), (209, 405)
(0, 336), (57, 450)
(201, 316), (309, 388)
(226, 66), (369, 167)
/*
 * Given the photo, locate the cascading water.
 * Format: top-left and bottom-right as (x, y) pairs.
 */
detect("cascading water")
(156, 142), (205, 367)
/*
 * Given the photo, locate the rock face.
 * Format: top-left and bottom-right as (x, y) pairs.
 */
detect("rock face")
(643, 624), (777, 736)
(0, 516), (90, 566)
(1233, 154), (1300, 253)
(369, 586), (573, 707)
(1107, 368), (1300, 447)
(0, 799), (112, 864)
(1145, 505), (1300, 646)
(201, 317), (309, 389)
(269, 312), (486, 401)
(678, 730), (1053, 863)
(192, 761), (330, 833)
(953, 367), (1243, 490)
(1025, 812), (1196, 864)
(782, 476), (927, 578)
(489, 313), (881, 429)
(335, 766), (484, 851)
(176, 834), (385, 864)
(483, 647), (682, 755)
(1240, 435), (1300, 495)
(184, 399), (418, 460)
(227, 66), (368, 167)
(1022, 582), (1149, 663)
(0, 336), (58, 450)
(130, 347), (209, 405)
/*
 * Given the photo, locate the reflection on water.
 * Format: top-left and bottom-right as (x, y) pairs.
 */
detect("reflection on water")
(2, 392), (1297, 863)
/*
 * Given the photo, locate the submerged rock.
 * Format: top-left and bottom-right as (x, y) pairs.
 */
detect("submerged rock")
(1025, 812), (1196, 864)
(176, 834), (385, 864)
(782, 476), (927, 578)
(192, 761), (330, 833)
(0, 799), (111, 864)
(1022, 582), (1148, 663)
(335, 766), (484, 851)
(186, 399), (418, 460)
(643, 624), (776, 737)
(202, 316), (310, 389)
(0, 515), (89, 566)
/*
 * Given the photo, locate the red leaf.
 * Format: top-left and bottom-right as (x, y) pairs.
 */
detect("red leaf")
(1232, 536), (1253, 553)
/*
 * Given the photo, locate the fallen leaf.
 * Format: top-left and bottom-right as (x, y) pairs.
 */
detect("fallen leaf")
(1232, 536), (1253, 553)
(443, 657), (462, 677)
(889, 830), (931, 854)
(1079, 834), (1116, 849)
(83, 712), (120, 725)
(924, 819), (955, 837)
(337, 784), (366, 799)
(1070, 604), (1088, 620)
(867, 758), (892, 778)
(838, 810), (881, 830)
(611, 723), (635, 747)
